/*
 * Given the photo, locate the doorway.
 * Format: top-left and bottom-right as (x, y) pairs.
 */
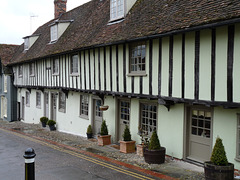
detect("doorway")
(93, 99), (102, 135)
(21, 96), (25, 120)
(51, 93), (57, 121)
(44, 92), (49, 118)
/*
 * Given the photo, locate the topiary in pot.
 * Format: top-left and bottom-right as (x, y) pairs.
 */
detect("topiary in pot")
(47, 120), (56, 131)
(143, 131), (166, 164)
(40, 117), (48, 127)
(204, 137), (234, 180)
(86, 125), (93, 139)
(98, 120), (111, 146)
(120, 125), (135, 153)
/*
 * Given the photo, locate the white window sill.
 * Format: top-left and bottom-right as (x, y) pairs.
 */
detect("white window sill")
(127, 72), (147, 77)
(70, 73), (79, 77)
(79, 115), (89, 120)
(52, 73), (59, 76)
(59, 108), (66, 113)
(36, 105), (41, 109)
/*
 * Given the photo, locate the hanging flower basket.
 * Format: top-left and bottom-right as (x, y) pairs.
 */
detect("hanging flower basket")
(99, 105), (109, 111)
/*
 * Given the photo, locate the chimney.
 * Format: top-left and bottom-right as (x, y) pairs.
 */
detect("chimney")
(54, 0), (67, 18)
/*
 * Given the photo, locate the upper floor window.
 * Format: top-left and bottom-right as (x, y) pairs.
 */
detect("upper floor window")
(129, 42), (146, 74)
(70, 54), (79, 75)
(26, 91), (30, 107)
(4, 75), (7, 93)
(24, 38), (29, 51)
(36, 91), (41, 108)
(53, 58), (59, 75)
(29, 63), (35, 76)
(80, 95), (89, 119)
(59, 92), (66, 113)
(110, 0), (124, 21)
(18, 65), (23, 77)
(50, 24), (58, 42)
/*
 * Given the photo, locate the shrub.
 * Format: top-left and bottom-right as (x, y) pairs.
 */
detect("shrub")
(40, 117), (48, 123)
(47, 120), (56, 126)
(122, 125), (132, 141)
(100, 120), (108, 136)
(87, 125), (93, 134)
(210, 137), (228, 166)
(148, 131), (161, 150)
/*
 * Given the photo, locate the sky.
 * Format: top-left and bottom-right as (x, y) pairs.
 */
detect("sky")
(0, 0), (91, 45)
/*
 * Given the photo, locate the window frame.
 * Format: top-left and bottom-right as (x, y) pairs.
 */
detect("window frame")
(50, 24), (58, 43)
(26, 91), (30, 107)
(119, 99), (130, 126)
(36, 91), (41, 108)
(58, 92), (66, 113)
(128, 41), (147, 76)
(110, 0), (125, 21)
(139, 102), (158, 137)
(79, 94), (89, 119)
(18, 65), (23, 77)
(52, 57), (59, 75)
(3, 75), (7, 93)
(29, 62), (35, 76)
(24, 38), (29, 51)
(70, 54), (79, 75)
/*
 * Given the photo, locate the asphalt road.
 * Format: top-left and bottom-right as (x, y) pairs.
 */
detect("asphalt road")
(0, 128), (157, 180)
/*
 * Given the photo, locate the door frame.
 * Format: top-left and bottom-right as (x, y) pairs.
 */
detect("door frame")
(44, 91), (49, 118)
(184, 104), (213, 163)
(92, 97), (102, 136)
(50, 92), (57, 121)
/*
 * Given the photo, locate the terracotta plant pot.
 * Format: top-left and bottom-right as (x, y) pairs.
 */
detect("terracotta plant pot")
(119, 140), (136, 153)
(136, 144), (145, 157)
(97, 135), (111, 146)
(144, 147), (166, 164)
(99, 105), (109, 111)
(204, 162), (234, 180)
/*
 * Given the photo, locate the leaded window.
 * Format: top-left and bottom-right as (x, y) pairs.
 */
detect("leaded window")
(29, 63), (35, 76)
(53, 58), (59, 75)
(130, 42), (146, 73)
(50, 25), (58, 42)
(71, 54), (79, 74)
(120, 100), (130, 125)
(110, 0), (124, 21)
(80, 95), (89, 118)
(19, 65), (23, 77)
(140, 103), (157, 136)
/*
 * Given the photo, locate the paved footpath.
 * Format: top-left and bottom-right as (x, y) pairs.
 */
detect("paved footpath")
(0, 128), (173, 180)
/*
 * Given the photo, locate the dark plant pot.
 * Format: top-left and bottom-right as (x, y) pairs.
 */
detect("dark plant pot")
(41, 122), (47, 127)
(49, 125), (56, 131)
(204, 161), (234, 180)
(86, 133), (93, 139)
(144, 147), (166, 164)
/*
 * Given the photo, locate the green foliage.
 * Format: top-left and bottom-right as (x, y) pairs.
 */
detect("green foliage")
(148, 131), (161, 150)
(122, 125), (132, 141)
(100, 120), (108, 136)
(210, 137), (228, 166)
(40, 117), (48, 123)
(87, 125), (93, 134)
(47, 120), (56, 126)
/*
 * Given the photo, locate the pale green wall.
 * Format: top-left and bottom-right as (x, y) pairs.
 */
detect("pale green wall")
(233, 24), (240, 103)
(130, 99), (140, 143)
(199, 29), (211, 100)
(118, 45), (124, 92)
(106, 47), (111, 91)
(215, 26), (228, 101)
(152, 39), (159, 96)
(143, 41), (149, 95)
(112, 46), (117, 92)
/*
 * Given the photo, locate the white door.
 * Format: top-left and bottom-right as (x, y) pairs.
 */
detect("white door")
(118, 100), (130, 141)
(93, 99), (102, 135)
(187, 107), (212, 162)
(44, 92), (49, 118)
(51, 93), (57, 121)
(21, 97), (25, 120)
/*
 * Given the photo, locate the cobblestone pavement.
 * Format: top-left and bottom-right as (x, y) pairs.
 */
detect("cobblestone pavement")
(0, 120), (205, 179)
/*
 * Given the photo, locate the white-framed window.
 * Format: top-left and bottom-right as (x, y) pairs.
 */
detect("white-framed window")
(59, 92), (66, 113)
(140, 103), (157, 136)
(110, 0), (124, 21)
(80, 95), (89, 118)
(24, 38), (29, 51)
(129, 42), (146, 74)
(70, 54), (79, 75)
(120, 100), (130, 125)
(237, 114), (240, 160)
(26, 91), (30, 107)
(4, 75), (7, 93)
(29, 63), (35, 76)
(36, 91), (41, 108)
(50, 24), (58, 42)
(53, 58), (59, 75)
(18, 65), (23, 77)
(1, 97), (7, 118)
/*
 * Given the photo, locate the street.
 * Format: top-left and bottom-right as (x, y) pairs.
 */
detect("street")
(0, 128), (157, 180)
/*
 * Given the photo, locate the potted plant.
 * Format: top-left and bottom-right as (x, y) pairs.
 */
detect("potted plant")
(204, 137), (234, 180)
(47, 120), (56, 131)
(137, 127), (149, 156)
(143, 131), (166, 164)
(99, 105), (109, 111)
(40, 116), (48, 127)
(119, 125), (136, 153)
(97, 120), (111, 146)
(86, 125), (93, 139)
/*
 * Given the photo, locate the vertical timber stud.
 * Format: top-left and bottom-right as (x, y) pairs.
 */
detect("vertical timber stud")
(181, 33), (185, 99)
(23, 148), (36, 180)
(194, 31), (200, 100)
(211, 28), (216, 101)
(158, 38), (162, 97)
(149, 39), (153, 95)
(169, 36), (173, 97)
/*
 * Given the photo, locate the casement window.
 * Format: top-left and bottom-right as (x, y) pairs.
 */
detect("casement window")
(3, 75), (7, 93)
(237, 114), (240, 160)
(70, 54), (79, 75)
(36, 91), (41, 108)
(29, 63), (35, 76)
(140, 103), (157, 136)
(59, 92), (66, 113)
(80, 95), (89, 118)
(18, 65), (23, 77)
(110, 0), (124, 21)
(50, 24), (58, 42)
(26, 91), (30, 107)
(24, 38), (29, 51)
(129, 42), (146, 74)
(120, 100), (130, 125)
(53, 58), (59, 75)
